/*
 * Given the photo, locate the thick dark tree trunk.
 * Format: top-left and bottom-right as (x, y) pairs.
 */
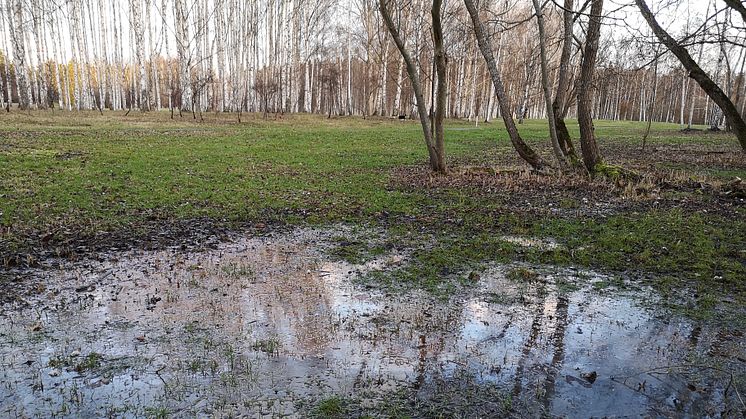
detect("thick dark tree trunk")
(577, 0), (605, 173)
(464, 0), (548, 171)
(432, 0), (448, 173)
(636, 0), (746, 151)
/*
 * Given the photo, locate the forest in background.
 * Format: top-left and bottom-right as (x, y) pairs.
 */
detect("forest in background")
(0, 0), (744, 128)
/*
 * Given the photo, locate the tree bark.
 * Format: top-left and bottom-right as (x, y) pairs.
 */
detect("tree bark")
(174, 0), (192, 112)
(553, 0), (579, 162)
(8, 0), (32, 110)
(636, 0), (746, 151)
(464, 0), (548, 171)
(431, 0), (448, 173)
(576, 0), (605, 173)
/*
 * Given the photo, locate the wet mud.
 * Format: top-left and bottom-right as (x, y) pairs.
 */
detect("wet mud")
(1, 228), (744, 417)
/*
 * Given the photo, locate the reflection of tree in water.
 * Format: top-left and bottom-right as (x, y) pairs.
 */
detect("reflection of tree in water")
(511, 281), (548, 400)
(542, 294), (569, 411)
(247, 244), (338, 355)
(509, 280), (571, 412)
(373, 294), (465, 392)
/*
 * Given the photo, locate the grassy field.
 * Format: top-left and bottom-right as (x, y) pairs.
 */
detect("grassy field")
(1, 111), (744, 320)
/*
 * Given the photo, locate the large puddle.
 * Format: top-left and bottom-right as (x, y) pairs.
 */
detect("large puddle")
(1, 228), (744, 417)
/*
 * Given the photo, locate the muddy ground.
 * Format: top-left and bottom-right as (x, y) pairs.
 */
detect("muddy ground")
(1, 226), (744, 417)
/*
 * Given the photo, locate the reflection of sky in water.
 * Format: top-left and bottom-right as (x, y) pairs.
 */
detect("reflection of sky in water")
(0, 229), (742, 417)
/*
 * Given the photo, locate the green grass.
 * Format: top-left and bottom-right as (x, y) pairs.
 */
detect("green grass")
(0, 112), (490, 228)
(1, 112), (728, 230)
(311, 396), (346, 418)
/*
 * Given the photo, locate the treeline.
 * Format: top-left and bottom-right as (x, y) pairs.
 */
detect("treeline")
(0, 0), (743, 126)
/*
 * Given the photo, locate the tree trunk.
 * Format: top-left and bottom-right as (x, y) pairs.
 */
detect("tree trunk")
(642, 54), (659, 151)
(174, 0), (192, 112)
(431, 0), (448, 173)
(552, 1), (578, 163)
(464, 0), (548, 171)
(379, 0), (444, 172)
(131, 0), (148, 110)
(8, 0), (32, 110)
(532, 0), (568, 170)
(576, 0), (605, 173)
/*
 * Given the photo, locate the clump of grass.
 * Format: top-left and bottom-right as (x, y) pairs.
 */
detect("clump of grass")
(220, 262), (254, 278)
(327, 234), (388, 265)
(74, 352), (103, 373)
(251, 338), (280, 355)
(48, 351), (104, 373)
(484, 292), (514, 305)
(187, 359), (203, 373)
(48, 356), (70, 369)
(311, 396), (346, 418)
(592, 276), (626, 290)
(144, 406), (169, 419)
(506, 267), (538, 282)
(328, 239), (368, 264)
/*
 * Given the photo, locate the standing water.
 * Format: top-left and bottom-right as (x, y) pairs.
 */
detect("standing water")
(0, 228), (743, 417)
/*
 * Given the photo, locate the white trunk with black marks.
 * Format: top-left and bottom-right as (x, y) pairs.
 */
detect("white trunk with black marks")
(98, 0), (110, 110)
(55, 10), (71, 110)
(174, 0), (191, 112)
(21, 15), (37, 108)
(68, 1), (82, 109)
(8, 0), (32, 109)
(31, 0), (48, 108)
(393, 54), (404, 116)
(346, 0), (353, 115)
(162, 0), (172, 111)
(0, 5), (10, 108)
(84, 0), (102, 111)
(468, 47), (478, 121)
(80, 0), (93, 109)
(379, 38), (389, 116)
(146, 0), (160, 110)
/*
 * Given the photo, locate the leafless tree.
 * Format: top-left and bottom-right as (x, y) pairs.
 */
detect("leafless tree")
(636, 0), (746, 151)
(576, 0), (605, 174)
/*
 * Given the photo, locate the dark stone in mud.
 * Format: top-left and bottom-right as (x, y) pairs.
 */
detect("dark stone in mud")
(581, 371), (597, 384)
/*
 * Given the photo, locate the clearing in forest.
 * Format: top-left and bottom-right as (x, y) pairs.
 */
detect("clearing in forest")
(1, 113), (745, 416)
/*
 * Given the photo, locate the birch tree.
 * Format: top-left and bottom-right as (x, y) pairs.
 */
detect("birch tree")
(7, 0), (31, 109)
